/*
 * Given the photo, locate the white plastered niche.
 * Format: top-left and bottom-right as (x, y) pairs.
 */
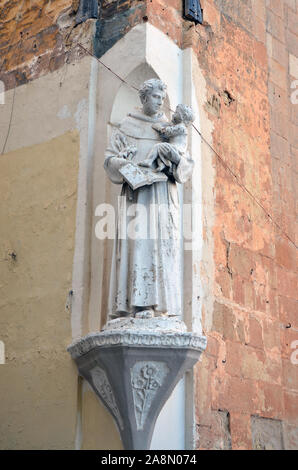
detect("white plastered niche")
(83, 22), (205, 450)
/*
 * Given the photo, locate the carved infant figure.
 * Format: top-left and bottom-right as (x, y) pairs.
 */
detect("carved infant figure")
(139, 104), (195, 174)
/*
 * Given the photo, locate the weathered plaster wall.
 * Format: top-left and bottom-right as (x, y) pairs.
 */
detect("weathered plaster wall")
(81, 385), (122, 449)
(0, 56), (121, 449)
(0, 132), (79, 449)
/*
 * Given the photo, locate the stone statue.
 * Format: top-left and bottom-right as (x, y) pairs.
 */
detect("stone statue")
(139, 103), (195, 173)
(104, 79), (194, 320)
(69, 82), (205, 451)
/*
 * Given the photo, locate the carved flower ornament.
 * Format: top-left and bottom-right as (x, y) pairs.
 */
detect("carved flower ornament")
(132, 365), (161, 391)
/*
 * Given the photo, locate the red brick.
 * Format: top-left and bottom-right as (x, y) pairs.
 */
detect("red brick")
(287, 9), (298, 34)
(205, 334), (220, 358)
(258, 381), (284, 418)
(267, 10), (286, 43)
(263, 319), (281, 352)
(215, 269), (232, 299)
(254, 41), (267, 68)
(281, 327), (298, 359)
(267, 0), (285, 19)
(271, 131), (290, 161)
(225, 341), (243, 378)
(276, 236), (298, 271)
(283, 390), (298, 423)
(268, 81), (288, 113)
(232, 275), (245, 306)
(213, 375), (258, 414)
(229, 245), (255, 280)
(253, 15), (266, 43)
(248, 316), (264, 349)
(277, 267), (297, 298)
(286, 29), (298, 56)
(271, 37), (288, 68)
(282, 358), (298, 391)
(269, 58), (288, 89)
(252, 0), (266, 21)
(279, 295), (298, 327)
(284, 0), (297, 12)
(230, 413), (252, 450)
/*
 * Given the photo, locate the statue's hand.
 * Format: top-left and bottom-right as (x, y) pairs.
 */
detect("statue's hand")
(152, 123), (166, 134)
(119, 150), (128, 159)
(126, 145), (137, 160)
(119, 145), (137, 160)
(117, 157), (130, 168)
(157, 143), (181, 165)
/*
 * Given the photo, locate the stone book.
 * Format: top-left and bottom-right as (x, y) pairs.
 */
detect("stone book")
(119, 162), (168, 190)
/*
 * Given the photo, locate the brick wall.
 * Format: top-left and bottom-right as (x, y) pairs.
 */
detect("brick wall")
(0, 0), (147, 89)
(0, 0), (297, 449)
(0, 0), (74, 87)
(191, 0), (298, 450)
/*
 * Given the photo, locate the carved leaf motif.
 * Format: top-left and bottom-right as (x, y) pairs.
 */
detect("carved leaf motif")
(90, 367), (124, 430)
(137, 390), (145, 399)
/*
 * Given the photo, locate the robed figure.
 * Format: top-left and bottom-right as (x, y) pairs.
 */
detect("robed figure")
(104, 79), (194, 319)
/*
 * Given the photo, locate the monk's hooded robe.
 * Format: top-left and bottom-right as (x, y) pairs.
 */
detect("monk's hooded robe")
(104, 109), (194, 318)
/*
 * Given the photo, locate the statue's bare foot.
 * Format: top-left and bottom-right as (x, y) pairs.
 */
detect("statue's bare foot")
(155, 162), (166, 172)
(154, 311), (168, 318)
(134, 309), (154, 319)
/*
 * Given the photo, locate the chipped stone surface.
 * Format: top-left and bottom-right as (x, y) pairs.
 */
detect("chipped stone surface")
(67, 327), (207, 360)
(103, 316), (188, 333)
(251, 416), (284, 450)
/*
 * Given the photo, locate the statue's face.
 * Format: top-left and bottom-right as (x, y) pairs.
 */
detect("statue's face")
(172, 109), (183, 124)
(143, 89), (165, 115)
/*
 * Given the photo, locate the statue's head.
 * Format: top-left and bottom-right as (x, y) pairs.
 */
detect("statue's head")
(173, 104), (195, 125)
(139, 79), (167, 116)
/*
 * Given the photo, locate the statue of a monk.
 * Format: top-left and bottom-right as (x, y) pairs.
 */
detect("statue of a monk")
(104, 79), (194, 319)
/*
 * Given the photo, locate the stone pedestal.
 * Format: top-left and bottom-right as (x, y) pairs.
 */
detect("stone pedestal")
(68, 317), (207, 450)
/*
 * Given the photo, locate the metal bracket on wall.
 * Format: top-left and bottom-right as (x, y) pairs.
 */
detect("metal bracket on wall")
(76, 0), (99, 25)
(184, 0), (203, 24)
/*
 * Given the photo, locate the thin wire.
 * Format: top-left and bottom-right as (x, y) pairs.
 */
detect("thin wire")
(192, 122), (298, 249)
(0, 30), (24, 154)
(0, 3), (23, 154)
(77, 42), (298, 250)
(0, 7), (58, 154)
(1, 85), (16, 155)
(0, 27), (296, 249)
(77, 43), (139, 91)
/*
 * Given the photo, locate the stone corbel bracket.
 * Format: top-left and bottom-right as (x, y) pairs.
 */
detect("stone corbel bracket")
(68, 318), (207, 450)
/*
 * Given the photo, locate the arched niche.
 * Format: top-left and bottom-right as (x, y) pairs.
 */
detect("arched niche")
(89, 59), (186, 450)
(110, 63), (171, 125)
(89, 23), (187, 335)
(86, 23), (204, 450)
(93, 62), (172, 329)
